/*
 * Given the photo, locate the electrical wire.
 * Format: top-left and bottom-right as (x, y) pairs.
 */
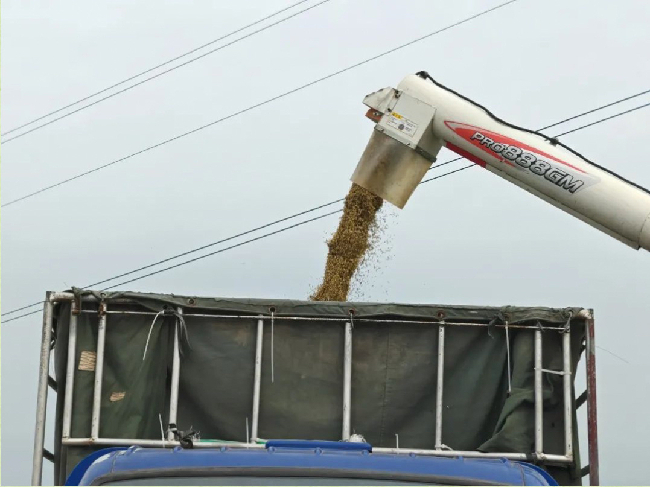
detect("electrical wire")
(0, 0), (314, 138)
(1, 209), (343, 323)
(555, 101), (650, 137)
(1, 0), (520, 207)
(1, 199), (345, 318)
(2, 0), (332, 145)
(3, 94), (650, 321)
(540, 89), (650, 131)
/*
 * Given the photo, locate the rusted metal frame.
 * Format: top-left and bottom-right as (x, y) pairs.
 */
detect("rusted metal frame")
(32, 296), (54, 486)
(251, 317), (264, 442)
(585, 313), (599, 486)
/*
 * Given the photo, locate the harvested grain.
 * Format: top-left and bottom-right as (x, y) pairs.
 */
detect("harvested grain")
(311, 183), (383, 302)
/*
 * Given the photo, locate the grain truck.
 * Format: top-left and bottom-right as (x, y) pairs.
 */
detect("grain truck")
(32, 290), (599, 485)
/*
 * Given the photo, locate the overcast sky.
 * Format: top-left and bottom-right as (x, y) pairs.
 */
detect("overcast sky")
(2, 1), (650, 485)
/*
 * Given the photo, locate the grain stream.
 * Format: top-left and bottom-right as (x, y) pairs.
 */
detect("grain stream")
(311, 183), (383, 302)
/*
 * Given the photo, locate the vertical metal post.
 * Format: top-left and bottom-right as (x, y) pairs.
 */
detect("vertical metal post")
(251, 317), (264, 442)
(534, 327), (543, 456)
(435, 323), (445, 450)
(562, 324), (573, 460)
(167, 307), (182, 442)
(585, 314), (600, 485)
(342, 322), (353, 440)
(91, 303), (107, 440)
(62, 305), (78, 438)
(32, 297), (54, 486)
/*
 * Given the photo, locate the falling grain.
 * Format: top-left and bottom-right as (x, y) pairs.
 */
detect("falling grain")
(311, 183), (383, 302)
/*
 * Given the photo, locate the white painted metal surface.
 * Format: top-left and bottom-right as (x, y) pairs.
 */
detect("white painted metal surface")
(91, 305), (107, 440)
(251, 317), (264, 442)
(354, 74), (650, 251)
(31, 299), (53, 486)
(167, 308), (182, 441)
(342, 321), (353, 440)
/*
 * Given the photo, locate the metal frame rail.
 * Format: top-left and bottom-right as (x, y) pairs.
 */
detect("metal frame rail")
(31, 292), (600, 485)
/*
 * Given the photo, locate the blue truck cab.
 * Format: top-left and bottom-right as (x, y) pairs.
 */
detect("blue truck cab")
(66, 441), (558, 486)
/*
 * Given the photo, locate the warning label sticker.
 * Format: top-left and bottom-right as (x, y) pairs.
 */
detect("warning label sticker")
(386, 112), (418, 138)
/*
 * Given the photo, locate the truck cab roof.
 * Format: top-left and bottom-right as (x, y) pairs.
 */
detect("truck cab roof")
(69, 440), (558, 486)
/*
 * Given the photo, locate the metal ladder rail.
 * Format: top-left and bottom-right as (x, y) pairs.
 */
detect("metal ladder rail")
(534, 324), (574, 462)
(31, 295), (54, 486)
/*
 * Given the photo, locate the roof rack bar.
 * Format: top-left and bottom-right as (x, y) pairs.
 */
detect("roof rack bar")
(62, 437), (265, 448)
(91, 303), (107, 440)
(534, 327), (543, 456)
(435, 323), (445, 450)
(342, 321), (353, 440)
(373, 448), (572, 464)
(57, 436), (572, 464)
(32, 296), (53, 486)
(251, 316), (264, 442)
(62, 307), (78, 439)
(167, 307), (182, 441)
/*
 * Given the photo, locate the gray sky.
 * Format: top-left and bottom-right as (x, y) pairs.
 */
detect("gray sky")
(2, 0), (650, 484)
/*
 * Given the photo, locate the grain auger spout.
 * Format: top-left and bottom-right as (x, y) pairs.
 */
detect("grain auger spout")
(351, 71), (650, 252)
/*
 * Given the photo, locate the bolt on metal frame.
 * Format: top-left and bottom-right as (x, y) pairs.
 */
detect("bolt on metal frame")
(32, 292), (600, 485)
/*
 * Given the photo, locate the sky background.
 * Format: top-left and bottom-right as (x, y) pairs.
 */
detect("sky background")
(2, 0), (650, 484)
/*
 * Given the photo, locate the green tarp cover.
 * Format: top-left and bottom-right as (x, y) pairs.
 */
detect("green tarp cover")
(52, 290), (586, 485)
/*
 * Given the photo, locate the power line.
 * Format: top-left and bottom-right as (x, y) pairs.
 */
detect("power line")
(1, 209), (343, 324)
(555, 101), (650, 137)
(0, 0), (313, 138)
(1, 0), (332, 144)
(3, 94), (650, 321)
(422, 164), (474, 184)
(0, 160), (476, 321)
(540, 89), (650, 131)
(1, 199), (346, 318)
(1, 0), (520, 208)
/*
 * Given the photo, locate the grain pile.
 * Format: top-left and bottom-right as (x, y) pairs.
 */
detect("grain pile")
(311, 183), (383, 301)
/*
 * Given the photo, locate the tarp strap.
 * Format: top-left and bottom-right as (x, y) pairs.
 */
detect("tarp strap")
(142, 307), (189, 361)
(560, 311), (573, 334)
(143, 310), (166, 361)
